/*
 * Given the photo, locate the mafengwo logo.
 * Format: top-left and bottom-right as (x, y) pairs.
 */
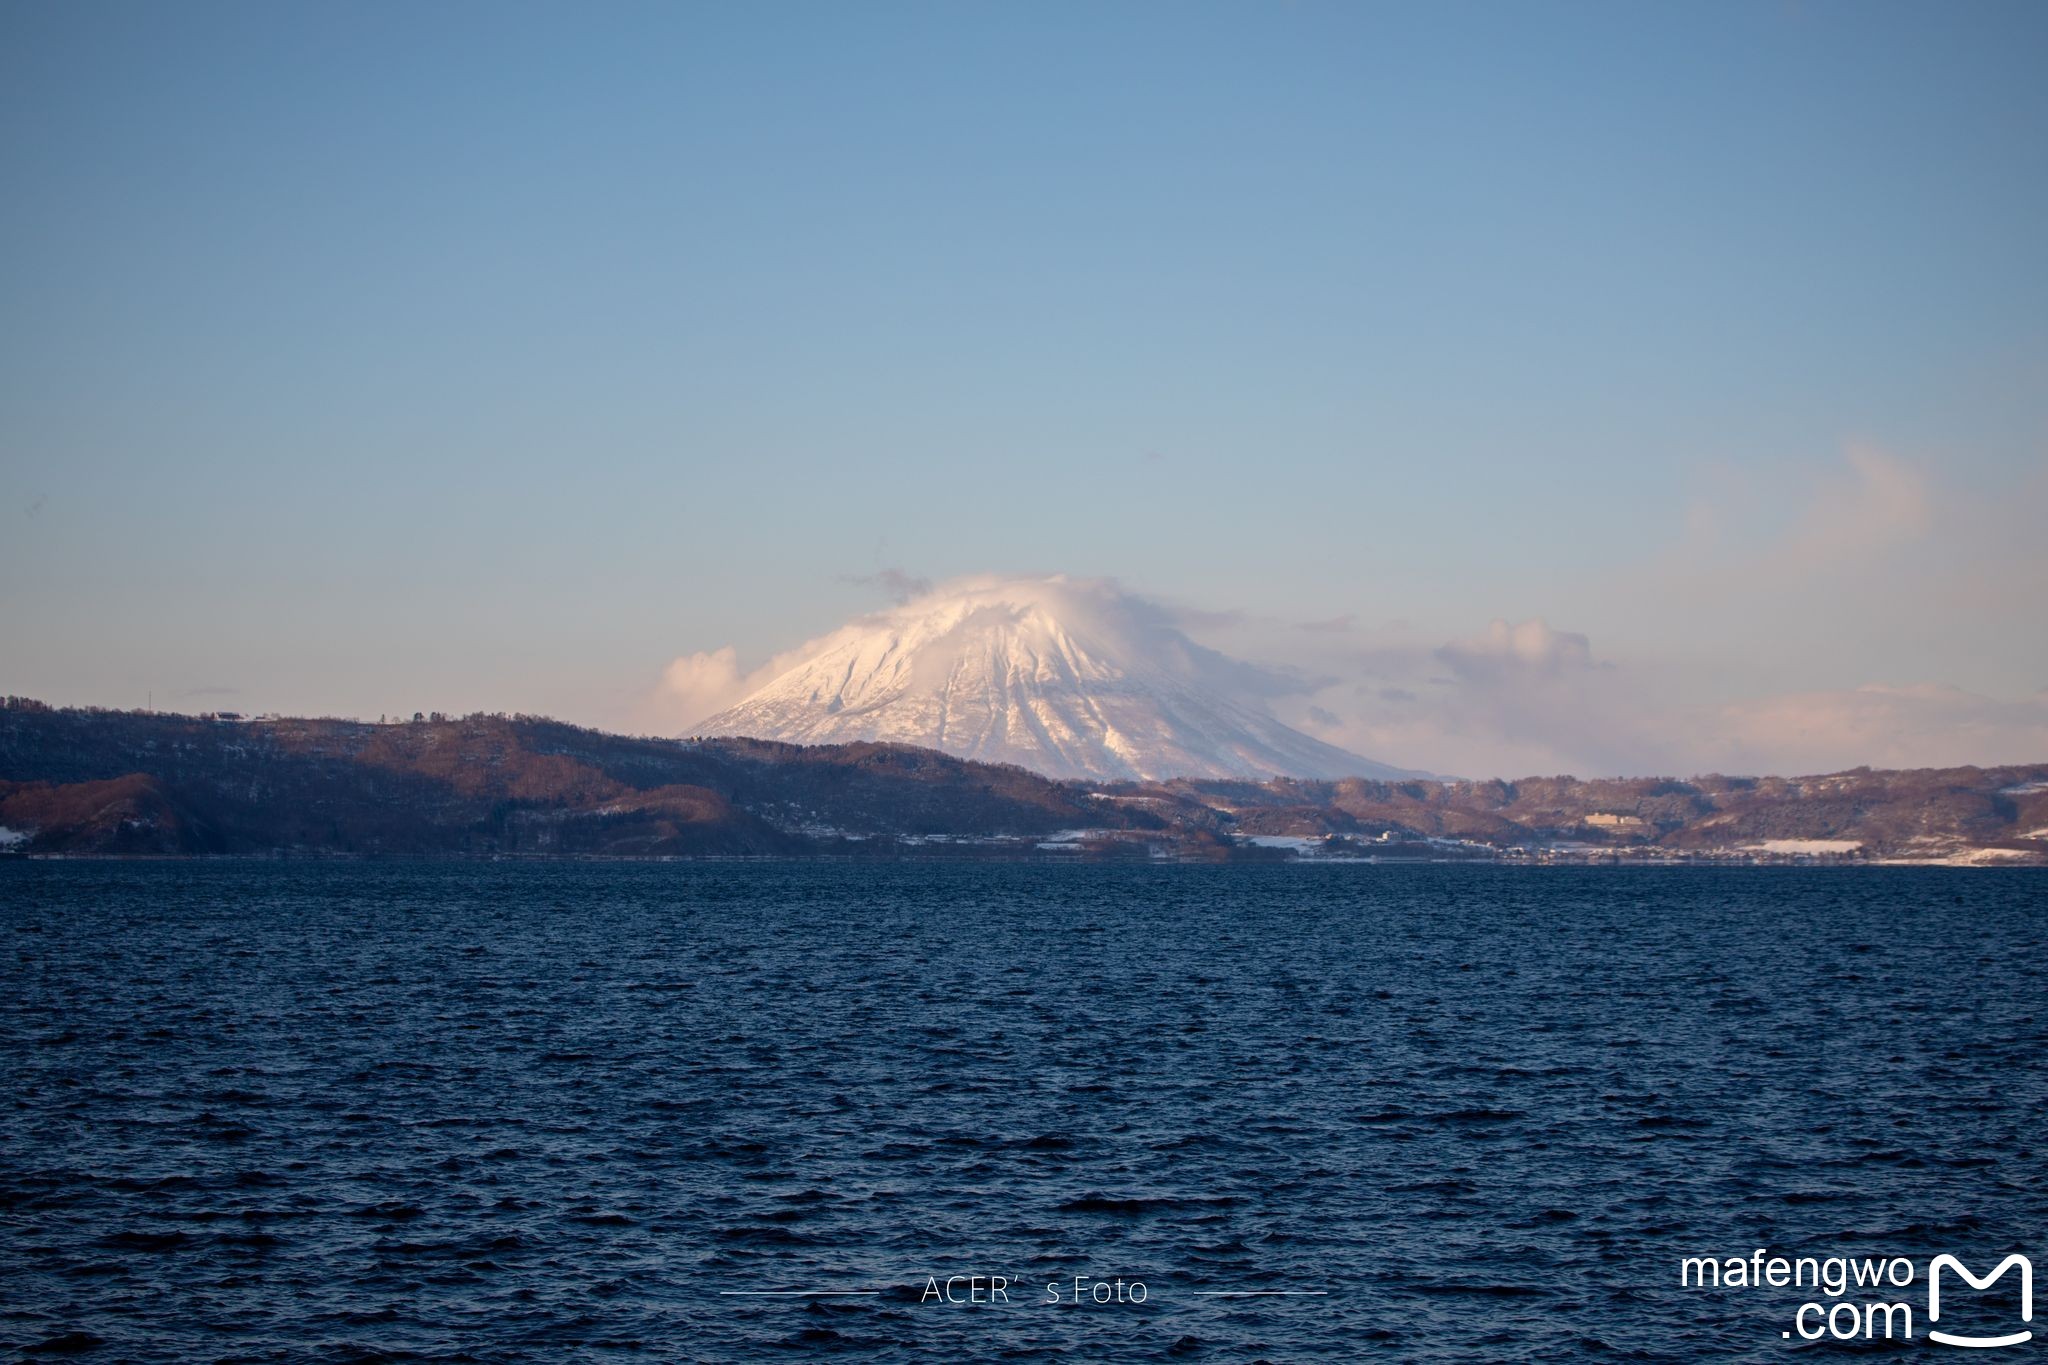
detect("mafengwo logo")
(1928, 1254), (2033, 1349)
(1679, 1249), (2033, 1346)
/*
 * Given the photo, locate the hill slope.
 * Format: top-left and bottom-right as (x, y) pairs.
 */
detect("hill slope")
(0, 703), (1120, 857)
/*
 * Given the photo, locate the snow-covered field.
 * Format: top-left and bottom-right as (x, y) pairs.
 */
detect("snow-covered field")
(1750, 839), (1863, 855)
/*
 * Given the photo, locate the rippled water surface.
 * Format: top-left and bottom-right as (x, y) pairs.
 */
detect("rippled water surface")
(4, 862), (2045, 1361)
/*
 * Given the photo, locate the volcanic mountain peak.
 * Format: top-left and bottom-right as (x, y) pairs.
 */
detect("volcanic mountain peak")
(690, 575), (1416, 783)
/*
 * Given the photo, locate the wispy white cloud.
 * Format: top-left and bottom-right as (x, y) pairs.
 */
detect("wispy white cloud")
(647, 646), (751, 732)
(838, 567), (934, 605)
(1775, 444), (1931, 570)
(1697, 683), (2048, 775)
(642, 637), (839, 733)
(1437, 618), (1596, 679)
(1201, 603), (2047, 778)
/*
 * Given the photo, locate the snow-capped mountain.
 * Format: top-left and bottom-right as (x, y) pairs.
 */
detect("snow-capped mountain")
(688, 575), (1416, 782)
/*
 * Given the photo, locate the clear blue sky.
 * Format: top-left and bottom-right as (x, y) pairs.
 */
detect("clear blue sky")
(3, 1), (2044, 769)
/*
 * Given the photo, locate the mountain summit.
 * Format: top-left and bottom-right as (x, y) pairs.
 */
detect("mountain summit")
(689, 575), (1414, 782)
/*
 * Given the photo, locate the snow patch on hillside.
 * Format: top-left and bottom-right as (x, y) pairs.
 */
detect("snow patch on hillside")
(1750, 838), (1863, 855)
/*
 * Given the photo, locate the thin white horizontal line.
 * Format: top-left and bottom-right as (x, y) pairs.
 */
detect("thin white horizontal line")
(1185, 1290), (1329, 1296)
(718, 1289), (880, 1296)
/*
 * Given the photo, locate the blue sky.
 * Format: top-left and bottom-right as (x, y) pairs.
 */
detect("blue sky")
(3, 1), (2044, 772)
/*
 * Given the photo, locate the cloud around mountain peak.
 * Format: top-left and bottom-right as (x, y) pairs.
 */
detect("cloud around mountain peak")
(654, 573), (1410, 783)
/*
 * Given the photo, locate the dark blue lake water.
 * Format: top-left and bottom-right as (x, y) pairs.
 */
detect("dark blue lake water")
(3, 862), (2044, 1361)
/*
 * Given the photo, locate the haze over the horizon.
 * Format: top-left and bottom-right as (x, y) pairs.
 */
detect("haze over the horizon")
(3, 2), (2045, 778)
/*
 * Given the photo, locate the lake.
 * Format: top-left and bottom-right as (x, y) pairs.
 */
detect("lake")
(3, 861), (2043, 1360)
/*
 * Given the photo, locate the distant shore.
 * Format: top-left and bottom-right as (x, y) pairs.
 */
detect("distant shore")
(3, 701), (2044, 865)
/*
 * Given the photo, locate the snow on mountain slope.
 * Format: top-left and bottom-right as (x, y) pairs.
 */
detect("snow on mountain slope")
(688, 575), (1417, 782)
